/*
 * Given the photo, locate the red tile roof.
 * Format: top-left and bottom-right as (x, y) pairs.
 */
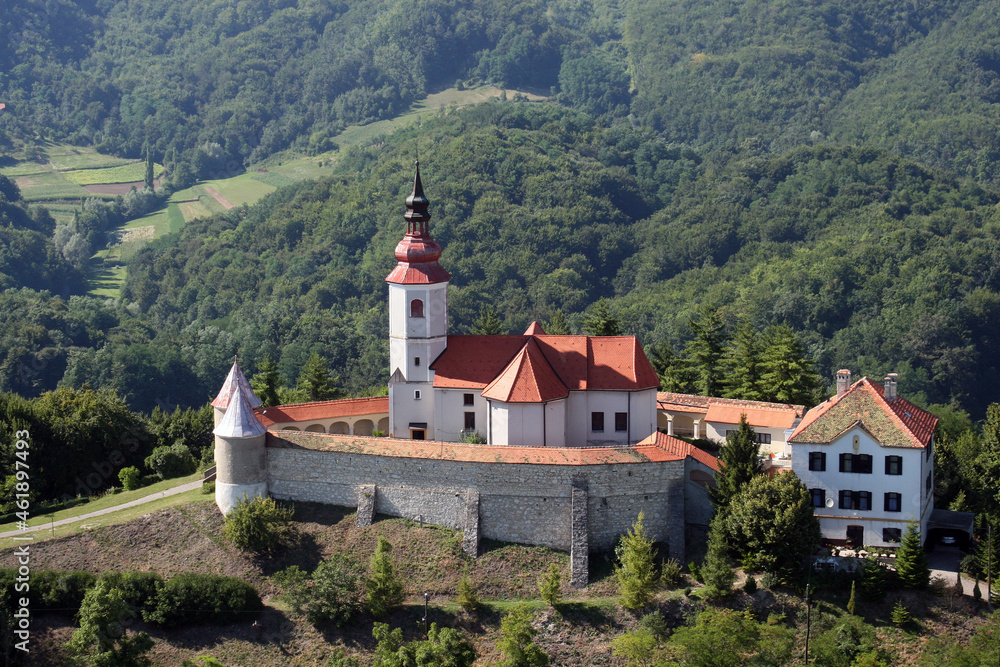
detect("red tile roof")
(704, 405), (798, 429)
(657, 392), (805, 419)
(256, 396), (389, 426)
(523, 321), (546, 335)
(269, 430), (682, 465)
(481, 338), (569, 403)
(789, 377), (937, 448)
(433, 334), (659, 396)
(636, 431), (721, 472)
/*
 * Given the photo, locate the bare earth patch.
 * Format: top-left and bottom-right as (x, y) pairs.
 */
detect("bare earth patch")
(204, 185), (235, 209)
(118, 225), (156, 244)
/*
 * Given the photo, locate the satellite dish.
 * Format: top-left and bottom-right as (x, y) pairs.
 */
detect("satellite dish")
(826, 498), (835, 508)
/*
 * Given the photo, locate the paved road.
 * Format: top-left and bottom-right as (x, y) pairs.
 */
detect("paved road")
(927, 544), (992, 597)
(0, 480), (204, 540)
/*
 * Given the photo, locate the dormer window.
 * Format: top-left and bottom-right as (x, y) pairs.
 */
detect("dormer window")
(410, 299), (424, 318)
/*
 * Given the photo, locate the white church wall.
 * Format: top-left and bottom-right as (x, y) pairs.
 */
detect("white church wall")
(545, 400), (566, 447)
(434, 388), (487, 442)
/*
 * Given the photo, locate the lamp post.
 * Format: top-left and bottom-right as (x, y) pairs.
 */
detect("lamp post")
(803, 584), (812, 664)
(423, 591), (430, 637)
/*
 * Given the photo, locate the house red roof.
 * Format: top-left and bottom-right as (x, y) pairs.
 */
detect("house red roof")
(523, 321), (546, 335)
(789, 377), (937, 448)
(482, 338), (569, 403)
(432, 334), (659, 397)
(657, 392), (805, 420)
(269, 430), (685, 465)
(704, 405), (798, 429)
(256, 396), (389, 426)
(636, 431), (721, 472)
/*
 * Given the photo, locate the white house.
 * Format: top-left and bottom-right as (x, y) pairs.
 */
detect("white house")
(386, 164), (660, 447)
(789, 370), (938, 548)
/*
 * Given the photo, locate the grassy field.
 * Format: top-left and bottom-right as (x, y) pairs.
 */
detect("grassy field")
(62, 161), (164, 185)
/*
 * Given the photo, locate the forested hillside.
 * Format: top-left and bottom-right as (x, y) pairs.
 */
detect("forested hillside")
(0, 0), (999, 422)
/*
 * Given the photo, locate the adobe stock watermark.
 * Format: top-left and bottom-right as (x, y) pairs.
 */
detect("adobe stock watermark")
(10, 429), (33, 654)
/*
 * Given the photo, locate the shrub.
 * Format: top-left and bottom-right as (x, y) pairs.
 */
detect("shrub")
(612, 628), (659, 667)
(202, 480), (215, 495)
(119, 466), (141, 490)
(660, 558), (683, 588)
(456, 573), (480, 613)
(224, 496), (294, 554)
(760, 572), (780, 590)
(498, 604), (548, 666)
(309, 554), (363, 625)
(66, 579), (154, 667)
(144, 442), (197, 480)
(373, 622), (477, 667)
(538, 563), (562, 607)
(639, 610), (669, 640)
(366, 536), (405, 617)
(97, 571), (163, 616)
(145, 573), (262, 627)
(325, 649), (362, 667)
(688, 562), (702, 582)
(743, 575), (758, 594)
(32, 569), (96, 611)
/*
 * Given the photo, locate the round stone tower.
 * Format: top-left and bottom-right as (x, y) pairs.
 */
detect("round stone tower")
(213, 367), (268, 515)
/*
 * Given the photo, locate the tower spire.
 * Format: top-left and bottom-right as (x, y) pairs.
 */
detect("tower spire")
(385, 162), (450, 285)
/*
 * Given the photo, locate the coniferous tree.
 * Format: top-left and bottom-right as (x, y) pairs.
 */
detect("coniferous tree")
(497, 604), (548, 666)
(582, 298), (622, 336)
(651, 341), (696, 394)
(896, 523), (931, 589)
(721, 319), (764, 401)
(758, 324), (820, 405)
(701, 517), (735, 599)
(847, 581), (857, 615)
(366, 536), (405, 617)
(709, 416), (764, 511)
(685, 303), (727, 396)
(859, 557), (888, 602)
(538, 564), (562, 607)
(66, 579), (154, 666)
(297, 353), (339, 401)
(545, 310), (570, 335)
(144, 145), (154, 189)
(250, 357), (282, 407)
(471, 305), (504, 335)
(615, 511), (658, 610)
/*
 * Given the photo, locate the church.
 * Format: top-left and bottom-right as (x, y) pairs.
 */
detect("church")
(210, 166), (719, 584)
(385, 164), (660, 447)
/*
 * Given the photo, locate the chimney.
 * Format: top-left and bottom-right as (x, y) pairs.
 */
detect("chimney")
(836, 369), (852, 397)
(884, 373), (898, 402)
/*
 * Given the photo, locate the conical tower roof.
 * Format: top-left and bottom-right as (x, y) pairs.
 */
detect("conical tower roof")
(212, 357), (262, 410)
(214, 381), (267, 438)
(385, 162), (451, 285)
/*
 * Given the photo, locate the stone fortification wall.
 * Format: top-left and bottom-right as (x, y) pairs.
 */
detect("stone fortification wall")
(266, 432), (687, 561)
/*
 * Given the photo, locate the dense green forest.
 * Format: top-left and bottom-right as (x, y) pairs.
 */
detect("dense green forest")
(1, 0), (999, 421)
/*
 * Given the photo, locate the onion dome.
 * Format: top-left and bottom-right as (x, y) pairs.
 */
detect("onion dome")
(385, 162), (451, 285)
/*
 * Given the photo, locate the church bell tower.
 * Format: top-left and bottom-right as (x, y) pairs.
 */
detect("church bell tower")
(385, 163), (450, 439)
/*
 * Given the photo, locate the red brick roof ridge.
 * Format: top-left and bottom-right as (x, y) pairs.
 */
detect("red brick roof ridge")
(636, 431), (721, 472)
(657, 392), (805, 416)
(256, 395), (389, 426)
(267, 430), (696, 465)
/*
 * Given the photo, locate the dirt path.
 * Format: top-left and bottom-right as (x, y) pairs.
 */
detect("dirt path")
(204, 185), (235, 209)
(0, 480), (203, 538)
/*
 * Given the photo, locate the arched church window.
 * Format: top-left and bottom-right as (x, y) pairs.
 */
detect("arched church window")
(410, 299), (424, 318)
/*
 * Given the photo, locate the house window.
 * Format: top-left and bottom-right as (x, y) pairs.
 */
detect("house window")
(810, 488), (825, 508)
(883, 528), (902, 543)
(839, 453), (872, 473)
(725, 430), (772, 445)
(884, 492), (902, 512)
(808, 452), (826, 471)
(885, 455), (902, 475)
(591, 412), (604, 432)
(414, 356), (421, 367)
(839, 490), (871, 510)
(464, 393), (474, 406)
(615, 412), (628, 432)
(926, 471), (933, 493)
(410, 299), (424, 318)
(414, 390), (421, 400)
(464, 412), (475, 431)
